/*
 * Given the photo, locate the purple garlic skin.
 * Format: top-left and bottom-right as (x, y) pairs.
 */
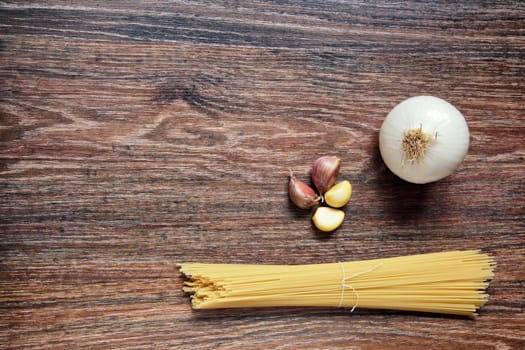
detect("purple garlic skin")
(289, 171), (320, 209)
(312, 156), (341, 195)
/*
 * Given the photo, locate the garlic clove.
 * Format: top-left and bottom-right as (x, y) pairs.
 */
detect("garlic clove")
(288, 170), (320, 209)
(312, 207), (345, 232)
(312, 156), (341, 195)
(324, 180), (352, 208)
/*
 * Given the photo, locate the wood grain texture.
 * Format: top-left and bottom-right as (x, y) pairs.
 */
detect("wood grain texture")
(1, 1), (524, 349)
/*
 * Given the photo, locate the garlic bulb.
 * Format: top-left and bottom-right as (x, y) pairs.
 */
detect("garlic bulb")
(379, 96), (470, 184)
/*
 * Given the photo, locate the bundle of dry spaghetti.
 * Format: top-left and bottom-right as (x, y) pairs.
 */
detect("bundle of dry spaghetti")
(179, 250), (494, 316)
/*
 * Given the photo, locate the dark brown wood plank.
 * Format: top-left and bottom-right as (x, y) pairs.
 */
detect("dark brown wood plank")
(1, 1), (524, 349)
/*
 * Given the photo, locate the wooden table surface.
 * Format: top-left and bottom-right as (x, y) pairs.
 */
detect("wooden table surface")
(1, 1), (524, 349)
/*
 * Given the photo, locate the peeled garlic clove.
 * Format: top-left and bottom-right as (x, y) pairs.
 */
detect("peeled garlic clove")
(289, 171), (320, 209)
(324, 180), (352, 208)
(312, 207), (345, 232)
(312, 156), (341, 194)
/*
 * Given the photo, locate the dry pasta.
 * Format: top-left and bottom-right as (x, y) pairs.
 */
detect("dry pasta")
(179, 250), (494, 316)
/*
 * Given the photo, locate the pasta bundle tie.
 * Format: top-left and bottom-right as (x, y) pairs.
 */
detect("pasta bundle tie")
(179, 250), (494, 317)
(338, 262), (383, 311)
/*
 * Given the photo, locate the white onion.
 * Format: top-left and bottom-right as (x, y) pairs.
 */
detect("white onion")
(379, 96), (470, 184)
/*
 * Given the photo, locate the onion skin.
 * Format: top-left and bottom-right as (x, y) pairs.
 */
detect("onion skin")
(379, 96), (470, 184)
